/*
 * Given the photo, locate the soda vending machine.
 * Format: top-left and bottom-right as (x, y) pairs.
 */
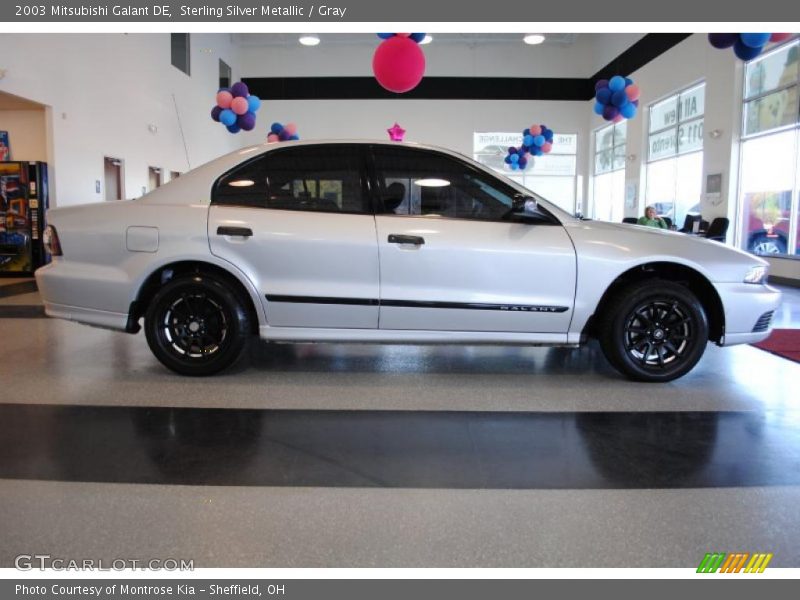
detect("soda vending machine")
(0, 161), (49, 276)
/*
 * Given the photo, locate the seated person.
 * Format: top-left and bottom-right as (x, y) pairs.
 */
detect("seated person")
(637, 206), (669, 229)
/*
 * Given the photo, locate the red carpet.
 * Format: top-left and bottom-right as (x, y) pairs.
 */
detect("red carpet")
(752, 329), (800, 364)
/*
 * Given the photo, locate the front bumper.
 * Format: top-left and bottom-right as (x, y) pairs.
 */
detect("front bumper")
(714, 282), (782, 346)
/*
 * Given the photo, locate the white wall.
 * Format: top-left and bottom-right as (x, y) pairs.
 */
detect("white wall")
(0, 33), (242, 206)
(0, 109), (47, 161)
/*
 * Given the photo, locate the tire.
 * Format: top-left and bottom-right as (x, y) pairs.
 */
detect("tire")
(598, 280), (709, 382)
(144, 273), (251, 376)
(749, 234), (786, 255)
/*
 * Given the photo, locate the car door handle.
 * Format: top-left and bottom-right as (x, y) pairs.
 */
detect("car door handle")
(388, 234), (425, 245)
(217, 226), (253, 237)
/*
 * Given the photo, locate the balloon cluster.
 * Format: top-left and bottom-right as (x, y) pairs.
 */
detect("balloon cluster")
(372, 33), (427, 94)
(593, 76), (640, 123)
(211, 81), (261, 134)
(267, 122), (300, 143)
(708, 33), (793, 61)
(504, 124), (555, 171)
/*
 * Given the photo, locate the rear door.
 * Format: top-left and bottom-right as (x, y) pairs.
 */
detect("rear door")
(209, 144), (379, 329)
(370, 145), (577, 334)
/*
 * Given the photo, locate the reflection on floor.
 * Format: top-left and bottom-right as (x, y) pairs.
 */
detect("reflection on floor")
(0, 282), (799, 567)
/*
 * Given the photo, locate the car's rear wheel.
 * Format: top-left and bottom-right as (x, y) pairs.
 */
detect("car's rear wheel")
(144, 274), (250, 376)
(598, 280), (708, 382)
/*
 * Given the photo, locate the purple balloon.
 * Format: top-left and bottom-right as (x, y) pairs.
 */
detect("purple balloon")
(278, 130), (291, 141)
(708, 33), (738, 49)
(237, 112), (257, 131)
(602, 105), (619, 121)
(211, 106), (222, 122)
(507, 146), (517, 154)
(231, 81), (249, 98)
(594, 79), (609, 91)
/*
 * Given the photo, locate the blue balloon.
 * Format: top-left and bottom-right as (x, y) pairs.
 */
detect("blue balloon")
(510, 162), (519, 171)
(219, 109), (236, 126)
(247, 95), (261, 113)
(409, 33), (426, 43)
(533, 135), (545, 146)
(594, 101), (605, 115)
(509, 153), (520, 163)
(608, 76), (626, 92)
(290, 134), (300, 140)
(620, 103), (637, 119)
(518, 157), (528, 169)
(523, 128), (531, 136)
(533, 147), (543, 156)
(226, 123), (241, 134)
(733, 40), (763, 60)
(504, 155), (512, 164)
(624, 78), (633, 86)
(270, 122), (284, 134)
(544, 129), (554, 142)
(596, 88), (612, 104)
(740, 33), (771, 49)
(377, 33), (395, 39)
(523, 134), (535, 146)
(611, 90), (629, 107)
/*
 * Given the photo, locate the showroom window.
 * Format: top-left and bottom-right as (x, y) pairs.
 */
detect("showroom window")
(645, 83), (705, 228)
(592, 121), (626, 222)
(372, 146), (521, 222)
(213, 145), (369, 214)
(738, 38), (800, 256)
(171, 33), (191, 76)
(473, 131), (578, 214)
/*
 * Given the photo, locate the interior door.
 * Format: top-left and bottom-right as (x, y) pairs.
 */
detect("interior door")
(209, 144), (379, 329)
(370, 145), (576, 333)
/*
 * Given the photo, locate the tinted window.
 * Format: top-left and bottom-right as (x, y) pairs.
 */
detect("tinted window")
(214, 146), (368, 214)
(371, 146), (518, 221)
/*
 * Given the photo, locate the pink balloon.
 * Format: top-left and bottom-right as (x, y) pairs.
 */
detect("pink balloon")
(372, 36), (426, 93)
(613, 114), (624, 123)
(542, 142), (553, 153)
(267, 133), (279, 142)
(770, 33), (792, 42)
(625, 84), (640, 102)
(230, 96), (249, 116)
(284, 122), (298, 136)
(216, 91), (233, 109)
(397, 33), (411, 37)
(529, 125), (542, 136)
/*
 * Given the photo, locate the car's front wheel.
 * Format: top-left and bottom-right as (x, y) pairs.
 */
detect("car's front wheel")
(598, 280), (709, 382)
(144, 273), (250, 376)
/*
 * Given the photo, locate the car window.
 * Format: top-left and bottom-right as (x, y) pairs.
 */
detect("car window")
(213, 145), (368, 214)
(371, 146), (517, 221)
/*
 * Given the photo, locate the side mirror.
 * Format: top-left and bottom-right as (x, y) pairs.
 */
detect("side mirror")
(512, 193), (538, 214)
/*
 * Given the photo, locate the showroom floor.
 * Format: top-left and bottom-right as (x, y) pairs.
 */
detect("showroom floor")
(1, 279), (799, 567)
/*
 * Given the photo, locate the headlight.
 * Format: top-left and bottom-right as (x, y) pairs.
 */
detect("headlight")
(43, 225), (62, 256)
(744, 265), (767, 284)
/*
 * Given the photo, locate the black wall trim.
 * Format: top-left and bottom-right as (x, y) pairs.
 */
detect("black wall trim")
(243, 34), (691, 102)
(267, 294), (568, 313)
(0, 279), (38, 299)
(0, 305), (45, 318)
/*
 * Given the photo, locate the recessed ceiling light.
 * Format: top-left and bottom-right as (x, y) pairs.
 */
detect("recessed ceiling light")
(420, 35), (433, 45)
(299, 34), (320, 47)
(523, 34), (546, 45)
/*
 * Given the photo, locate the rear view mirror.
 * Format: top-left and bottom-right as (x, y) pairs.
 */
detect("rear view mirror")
(512, 193), (538, 214)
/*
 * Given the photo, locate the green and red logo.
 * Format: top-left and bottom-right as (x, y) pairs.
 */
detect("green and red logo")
(697, 552), (773, 573)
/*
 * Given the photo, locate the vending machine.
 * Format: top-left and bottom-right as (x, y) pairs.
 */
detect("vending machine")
(0, 161), (49, 276)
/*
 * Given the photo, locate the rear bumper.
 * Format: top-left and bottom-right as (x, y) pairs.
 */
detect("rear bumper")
(42, 301), (129, 331)
(714, 282), (782, 346)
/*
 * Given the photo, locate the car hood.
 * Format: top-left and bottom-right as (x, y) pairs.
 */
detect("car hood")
(563, 219), (768, 283)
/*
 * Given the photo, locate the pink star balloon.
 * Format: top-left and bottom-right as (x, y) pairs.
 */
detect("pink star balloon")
(387, 122), (406, 141)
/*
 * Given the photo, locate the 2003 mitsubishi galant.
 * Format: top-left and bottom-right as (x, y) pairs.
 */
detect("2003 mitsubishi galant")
(36, 141), (781, 381)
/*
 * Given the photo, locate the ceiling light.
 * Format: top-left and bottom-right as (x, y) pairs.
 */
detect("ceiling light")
(420, 35), (433, 45)
(299, 34), (320, 47)
(414, 178), (450, 188)
(523, 34), (546, 45)
(228, 180), (255, 187)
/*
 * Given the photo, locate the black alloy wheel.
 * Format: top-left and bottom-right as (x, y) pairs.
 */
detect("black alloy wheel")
(599, 280), (709, 382)
(145, 274), (250, 376)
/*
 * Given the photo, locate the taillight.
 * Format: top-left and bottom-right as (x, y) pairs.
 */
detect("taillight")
(43, 225), (62, 256)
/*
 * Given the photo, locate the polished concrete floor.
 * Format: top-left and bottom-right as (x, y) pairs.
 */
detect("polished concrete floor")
(1, 280), (799, 567)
